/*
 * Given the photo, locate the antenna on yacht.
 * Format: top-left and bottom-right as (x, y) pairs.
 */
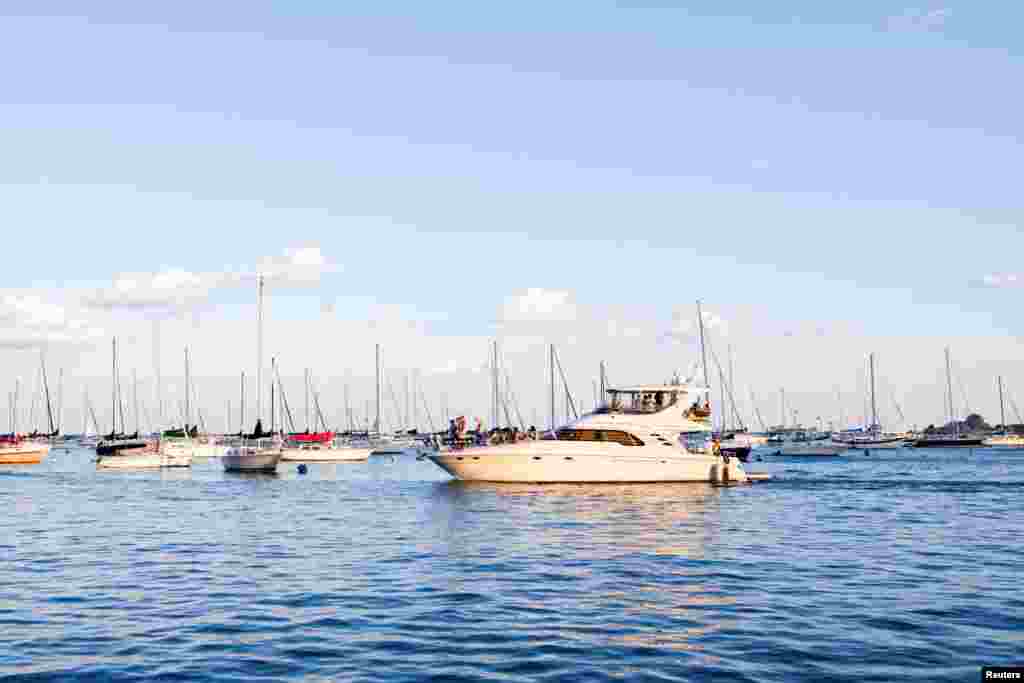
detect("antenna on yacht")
(549, 344), (555, 432)
(696, 300), (709, 389)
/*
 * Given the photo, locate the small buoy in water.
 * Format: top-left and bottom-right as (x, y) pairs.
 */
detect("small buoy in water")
(297, 464), (308, 474)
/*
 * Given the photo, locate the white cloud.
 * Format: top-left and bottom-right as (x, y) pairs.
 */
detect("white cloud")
(500, 288), (577, 322)
(663, 308), (727, 344)
(976, 273), (1024, 289)
(0, 292), (104, 348)
(87, 245), (339, 312)
(257, 245), (339, 286)
(885, 7), (951, 32)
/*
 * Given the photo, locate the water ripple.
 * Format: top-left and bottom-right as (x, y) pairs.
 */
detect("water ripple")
(1, 447), (1022, 680)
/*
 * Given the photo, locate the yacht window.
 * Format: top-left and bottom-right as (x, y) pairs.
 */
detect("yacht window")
(556, 429), (644, 446)
(681, 431), (713, 455)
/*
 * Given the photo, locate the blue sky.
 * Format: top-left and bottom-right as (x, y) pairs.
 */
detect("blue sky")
(1, 2), (1023, 432)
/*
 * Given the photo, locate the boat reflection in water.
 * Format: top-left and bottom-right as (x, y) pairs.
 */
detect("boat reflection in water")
(425, 480), (739, 665)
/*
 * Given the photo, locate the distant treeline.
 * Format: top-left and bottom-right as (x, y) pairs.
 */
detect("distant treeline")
(921, 414), (1024, 434)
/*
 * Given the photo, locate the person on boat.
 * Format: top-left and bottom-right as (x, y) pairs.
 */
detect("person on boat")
(448, 419), (457, 447)
(527, 425), (537, 440)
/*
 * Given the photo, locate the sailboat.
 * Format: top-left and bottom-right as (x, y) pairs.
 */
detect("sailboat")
(156, 347), (195, 468)
(832, 354), (906, 450)
(96, 338), (161, 468)
(223, 275), (282, 473)
(983, 376), (1024, 449)
(912, 348), (984, 448)
(0, 379), (50, 465)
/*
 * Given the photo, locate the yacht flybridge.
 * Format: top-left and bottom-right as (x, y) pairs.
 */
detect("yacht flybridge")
(428, 383), (749, 484)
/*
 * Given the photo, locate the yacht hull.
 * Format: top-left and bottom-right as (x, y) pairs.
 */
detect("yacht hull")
(428, 447), (746, 483)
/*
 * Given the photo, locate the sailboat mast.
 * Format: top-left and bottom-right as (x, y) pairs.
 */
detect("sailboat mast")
(184, 346), (190, 430)
(728, 344), (736, 429)
(57, 368), (63, 435)
(133, 369), (139, 435)
(240, 371), (245, 434)
(111, 338), (116, 434)
(271, 358), (276, 434)
(375, 344), (381, 434)
(154, 319), (162, 429)
(998, 375), (1006, 431)
(40, 352), (54, 435)
(696, 300), (709, 388)
(304, 368), (310, 432)
(256, 275), (264, 425)
(492, 341), (499, 430)
(945, 347), (956, 436)
(869, 353), (878, 431)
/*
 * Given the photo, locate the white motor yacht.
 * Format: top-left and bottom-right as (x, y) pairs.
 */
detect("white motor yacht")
(428, 384), (747, 484)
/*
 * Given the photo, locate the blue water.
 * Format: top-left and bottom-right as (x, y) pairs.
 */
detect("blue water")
(2, 447), (1022, 681)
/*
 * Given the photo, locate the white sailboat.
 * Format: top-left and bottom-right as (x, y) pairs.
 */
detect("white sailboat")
(776, 430), (847, 456)
(157, 347), (195, 468)
(983, 376), (1024, 449)
(96, 338), (161, 469)
(223, 275), (282, 473)
(832, 353), (905, 450)
(1, 380), (49, 464)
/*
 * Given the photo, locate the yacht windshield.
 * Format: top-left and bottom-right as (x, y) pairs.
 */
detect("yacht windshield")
(600, 390), (681, 415)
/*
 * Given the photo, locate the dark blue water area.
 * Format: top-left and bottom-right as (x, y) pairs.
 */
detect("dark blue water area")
(1, 446), (1022, 681)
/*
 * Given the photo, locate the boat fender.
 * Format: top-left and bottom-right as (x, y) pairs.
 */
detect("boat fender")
(297, 464), (308, 474)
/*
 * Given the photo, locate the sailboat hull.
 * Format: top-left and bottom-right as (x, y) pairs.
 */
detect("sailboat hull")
(222, 447), (281, 472)
(96, 446), (162, 469)
(0, 443), (50, 464)
(281, 446), (372, 462)
(157, 439), (194, 468)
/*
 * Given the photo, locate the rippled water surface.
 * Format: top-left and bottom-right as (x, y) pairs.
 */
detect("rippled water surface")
(2, 446), (1022, 681)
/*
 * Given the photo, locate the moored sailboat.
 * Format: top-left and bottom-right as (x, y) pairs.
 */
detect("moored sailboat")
(96, 338), (161, 469)
(982, 376), (1024, 449)
(832, 353), (906, 450)
(912, 348), (984, 448)
(222, 275), (281, 473)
